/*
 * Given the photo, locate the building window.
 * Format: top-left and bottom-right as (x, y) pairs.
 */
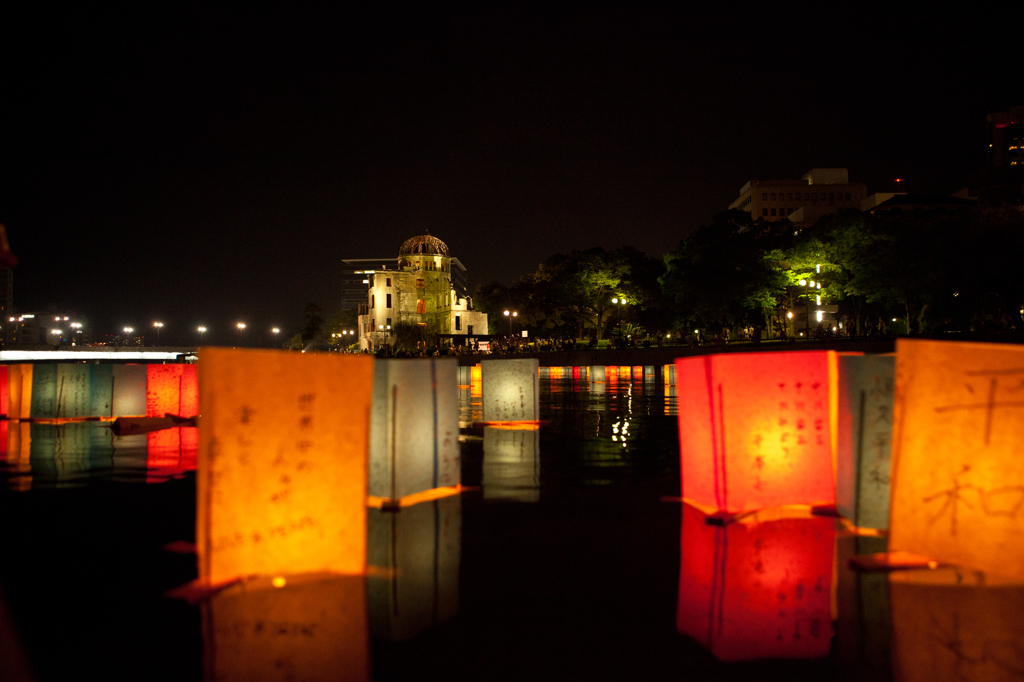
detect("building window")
(386, 277), (391, 286)
(416, 299), (426, 314)
(770, 193), (776, 201)
(787, 193), (793, 201)
(386, 293), (392, 308)
(845, 193), (851, 200)
(371, 294), (375, 308)
(455, 315), (461, 331)
(812, 193), (817, 201)
(468, 325), (473, 335)
(804, 193), (809, 201)
(762, 193), (767, 201)
(762, 208), (768, 216)
(386, 317), (391, 327)
(771, 208), (777, 216)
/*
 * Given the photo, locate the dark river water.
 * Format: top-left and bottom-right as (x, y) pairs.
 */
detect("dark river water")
(1, 366), (1020, 681)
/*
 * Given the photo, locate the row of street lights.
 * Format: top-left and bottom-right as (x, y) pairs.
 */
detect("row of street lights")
(117, 322), (283, 346)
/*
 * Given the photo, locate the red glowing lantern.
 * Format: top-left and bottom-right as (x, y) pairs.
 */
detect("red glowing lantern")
(676, 351), (838, 516)
(146, 364), (199, 418)
(676, 502), (834, 661)
(0, 365), (8, 417)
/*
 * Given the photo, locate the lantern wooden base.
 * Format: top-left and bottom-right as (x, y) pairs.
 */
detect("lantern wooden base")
(366, 484), (473, 511)
(847, 551), (938, 572)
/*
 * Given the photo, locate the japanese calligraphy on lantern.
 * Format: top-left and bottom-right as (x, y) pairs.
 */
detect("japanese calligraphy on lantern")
(481, 359), (539, 422)
(889, 339), (1024, 580)
(197, 349), (374, 583)
(836, 354), (895, 529)
(677, 351), (838, 514)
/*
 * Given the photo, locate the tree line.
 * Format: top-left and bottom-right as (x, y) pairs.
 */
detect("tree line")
(474, 204), (1024, 342)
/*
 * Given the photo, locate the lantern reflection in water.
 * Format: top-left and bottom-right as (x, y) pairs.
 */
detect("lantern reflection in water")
(834, 532), (891, 679)
(4, 422), (31, 490)
(203, 573), (369, 682)
(836, 354), (894, 530)
(197, 349), (374, 584)
(889, 340), (1024, 580)
(369, 359), (459, 505)
(367, 495), (460, 641)
(146, 426), (198, 483)
(29, 422), (92, 487)
(677, 351), (838, 515)
(481, 359), (539, 423)
(890, 569), (1024, 682)
(482, 425), (540, 502)
(676, 503), (834, 661)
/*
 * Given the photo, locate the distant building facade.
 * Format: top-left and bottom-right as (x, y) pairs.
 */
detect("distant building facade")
(987, 107), (1024, 168)
(728, 168), (868, 226)
(356, 234), (487, 351)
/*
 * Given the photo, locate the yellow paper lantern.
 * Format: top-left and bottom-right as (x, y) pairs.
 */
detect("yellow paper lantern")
(367, 495), (460, 641)
(368, 358), (459, 505)
(481, 359), (540, 423)
(677, 351), (839, 515)
(890, 568), (1024, 682)
(482, 425), (540, 502)
(836, 355), (895, 529)
(197, 348), (374, 584)
(203, 573), (369, 682)
(889, 339), (1024, 580)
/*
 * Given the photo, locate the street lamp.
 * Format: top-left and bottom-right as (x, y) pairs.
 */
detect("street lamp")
(124, 327), (134, 347)
(197, 326), (207, 344)
(236, 322), (246, 347)
(153, 321), (164, 345)
(503, 309), (518, 336)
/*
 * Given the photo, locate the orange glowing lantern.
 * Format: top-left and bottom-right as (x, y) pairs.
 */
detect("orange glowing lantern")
(8, 364), (33, 420)
(112, 365), (147, 417)
(663, 363), (676, 386)
(0, 365), (8, 417)
(889, 568), (1024, 682)
(146, 364), (199, 417)
(197, 349), (374, 584)
(481, 359), (539, 423)
(676, 502), (835, 661)
(203, 573), (369, 682)
(676, 351), (838, 516)
(368, 358), (459, 505)
(888, 339), (1024, 580)
(5, 422), (31, 490)
(367, 495), (460, 640)
(836, 355), (895, 529)
(482, 425), (540, 502)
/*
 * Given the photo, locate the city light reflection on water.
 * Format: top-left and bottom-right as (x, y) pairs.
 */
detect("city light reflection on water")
(1, 364), (1021, 681)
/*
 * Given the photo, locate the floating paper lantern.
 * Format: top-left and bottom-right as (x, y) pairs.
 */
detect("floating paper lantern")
(482, 425), (540, 502)
(590, 366), (606, 384)
(889, 568), (1024, 682)
(146, 364), (199, 417)
(87, 365), (114, 417)
(481, 359), (539, 423)
(197, 349), (374, 583)
(663, 364), (676, 386)
(55, 364), (92, 418)
(367, 495), (460, 641)
(676, 502), (834, 661)
(0, 365), (8, 417)
(677, 351), (838, 515)
(457, 365), (473, 387)
(112, 365), (147, 417)
(889, 339), (1024, 580)
(643, 366), (656, 384)
(203, 574), (369, 682)
(29, 364), (57, 418)
(8, 364), (32, 420)
(368, 358), (459, 504)
(836, 355), (894, 529)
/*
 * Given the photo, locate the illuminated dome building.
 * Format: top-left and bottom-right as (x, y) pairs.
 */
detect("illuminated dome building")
(357, 234), (488, 351)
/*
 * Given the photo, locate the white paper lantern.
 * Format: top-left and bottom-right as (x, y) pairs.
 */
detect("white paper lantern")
(481, 359), (539, 423)
(836, 355), (895, 529)
(369, 358), (459, 503)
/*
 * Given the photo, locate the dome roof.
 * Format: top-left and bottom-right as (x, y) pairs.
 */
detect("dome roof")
(399, 234), (449, 257)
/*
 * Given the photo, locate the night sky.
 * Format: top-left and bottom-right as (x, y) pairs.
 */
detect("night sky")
(4, 7), (1022, 343)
